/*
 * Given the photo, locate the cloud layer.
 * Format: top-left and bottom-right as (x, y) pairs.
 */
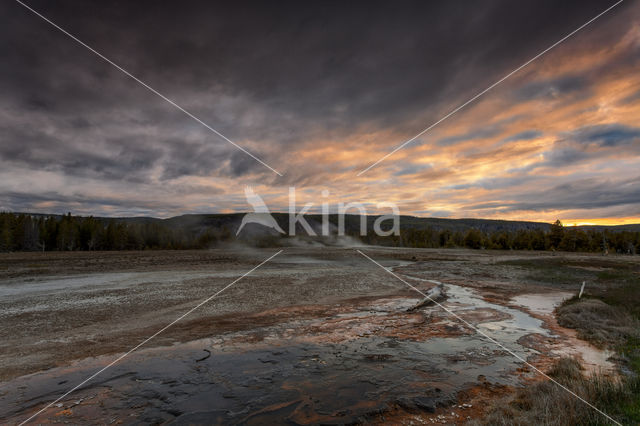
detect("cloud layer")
(1, 0), (639, 224)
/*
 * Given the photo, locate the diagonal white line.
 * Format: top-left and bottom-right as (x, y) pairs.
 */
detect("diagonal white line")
(357, 0), (624, 176)
(356, 249), (622, 426)
(14, 0), (283, 177)
(19, 249), (283, 425)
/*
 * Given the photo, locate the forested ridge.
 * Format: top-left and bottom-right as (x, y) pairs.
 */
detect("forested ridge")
(0, 212), (231, 251)
(377, 220), (639, 254)
(1, 212), (638, 254)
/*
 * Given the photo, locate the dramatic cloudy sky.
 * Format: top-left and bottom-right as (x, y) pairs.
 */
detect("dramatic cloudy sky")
(1, 0), (639, 224)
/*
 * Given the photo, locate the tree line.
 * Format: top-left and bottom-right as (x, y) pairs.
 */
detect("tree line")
(1, 213), (638, 254)
(0, 212), (232, 252)
(363, 220), (639, 254)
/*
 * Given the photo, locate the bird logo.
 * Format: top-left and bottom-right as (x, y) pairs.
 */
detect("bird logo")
(236, 186), (286, 235)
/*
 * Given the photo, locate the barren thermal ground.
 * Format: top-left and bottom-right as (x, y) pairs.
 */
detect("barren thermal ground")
(1, 247), (637, 424)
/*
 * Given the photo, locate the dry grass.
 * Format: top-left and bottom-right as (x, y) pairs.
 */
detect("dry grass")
(469, 357), (639, 425)
(557, 298), (639, 348)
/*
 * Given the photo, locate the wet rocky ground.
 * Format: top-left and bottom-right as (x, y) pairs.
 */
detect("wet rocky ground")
(0, 247), (623, 424)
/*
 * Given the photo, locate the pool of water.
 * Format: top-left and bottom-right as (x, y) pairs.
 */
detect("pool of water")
(1, 330), (526, 425)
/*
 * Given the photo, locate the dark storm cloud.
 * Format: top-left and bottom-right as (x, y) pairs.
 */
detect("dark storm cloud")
(514, 75), (590, 101)
(0, 0), (636, 216)
(572, 124), (640, 147)
(448, 176), (531, 191)
(502, 130), (542, 143)
(511, 124), (640, 172)
(467, 176), (640, 212)
(436, 126), (504, 147)
(1, 190), (185, 213)
(0, 116), (164, 183)
(393, 164), (434, 177)
(620, 88), (640, 104)
(1, 1), (625, 159)
(540, 148), (590, 168)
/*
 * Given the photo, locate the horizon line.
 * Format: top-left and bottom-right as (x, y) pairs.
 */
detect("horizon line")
(3, 210), (639, 227)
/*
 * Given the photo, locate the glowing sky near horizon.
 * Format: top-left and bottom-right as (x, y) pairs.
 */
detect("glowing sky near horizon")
(1, 0), (639, 225)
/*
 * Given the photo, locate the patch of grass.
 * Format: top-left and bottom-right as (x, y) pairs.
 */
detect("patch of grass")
(497, 257), (640, 290)
(498, 258), (635, 270)
(557, 297), (638, 349)
(555, 288), (640, 424)
(471, 357), (640, 425)
(597, 269), (634, 282)
(619, 337), (640, 375)
(600, 284), (640, 320)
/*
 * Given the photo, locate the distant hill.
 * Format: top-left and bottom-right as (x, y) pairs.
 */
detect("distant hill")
(4, 211), (639, 253)
(17, 212), (640, 234)
(135, 213), (640, 234)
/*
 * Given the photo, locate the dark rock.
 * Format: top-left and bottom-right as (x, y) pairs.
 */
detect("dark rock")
(395, 396), (436, 413)
(412, 397), (436, 413)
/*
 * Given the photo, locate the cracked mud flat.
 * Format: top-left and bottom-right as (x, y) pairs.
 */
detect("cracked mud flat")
(0, 248), (617, 424)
